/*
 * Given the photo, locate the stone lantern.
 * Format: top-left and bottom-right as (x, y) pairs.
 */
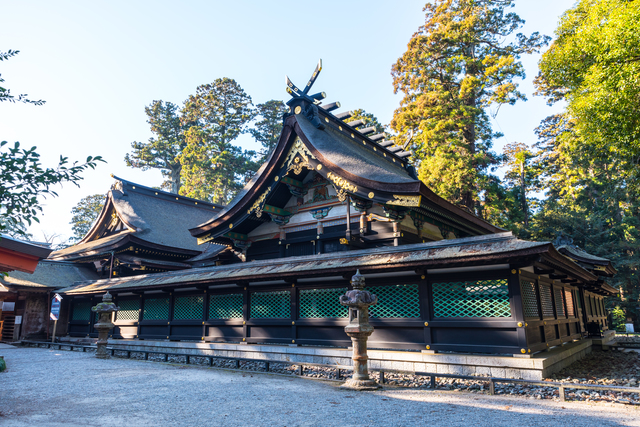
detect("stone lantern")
(339, 270), (380, 390)
(91, 292), (119, 359)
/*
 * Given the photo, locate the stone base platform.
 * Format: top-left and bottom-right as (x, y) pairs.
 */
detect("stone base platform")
(101, 338), (593, 381)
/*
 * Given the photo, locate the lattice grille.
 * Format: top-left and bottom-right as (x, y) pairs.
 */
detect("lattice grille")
(209, 293), (243, 319)
(539, 284), (554, 318)
(564, 289), (575, 317)
(72, 301), (91, 321)
(299, 288), (348, 318)
(554, 287), (565, 317)
(432, 280), (510, 318)
(143, 298), (170, 320)
(173, 295), (203, 320)
(520, 280), (539, 318)
(250, 291), (291, 318)
(117, 299), (140, 321)
(369, 285), (421, 318)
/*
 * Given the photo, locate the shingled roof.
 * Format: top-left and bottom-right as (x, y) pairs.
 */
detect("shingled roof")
(190, 108), (502, 244)
(51, 177), (224, 261)
(1, 260), (99, 291)
(58, 232), (613, 296)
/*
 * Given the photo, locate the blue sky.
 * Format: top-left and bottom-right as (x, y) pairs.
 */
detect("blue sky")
(1, 0), (572, 243)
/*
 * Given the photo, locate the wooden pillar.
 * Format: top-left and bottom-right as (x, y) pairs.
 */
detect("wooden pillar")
(137, 294), (143, 339)
(291, 283), (297, 344)
(509, 268), (529, 355)
(202, 289), (208, 341)
(419, 273), (432, 351)
(242, 286), (249, 343)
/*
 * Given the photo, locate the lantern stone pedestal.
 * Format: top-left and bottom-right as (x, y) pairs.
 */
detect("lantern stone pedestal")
(339, 270), (381, 391)
(91, 292), (119, 359)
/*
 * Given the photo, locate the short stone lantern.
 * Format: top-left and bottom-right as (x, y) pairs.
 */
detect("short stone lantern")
(339, 270), (380, 390)
(91, 292), (119, 359)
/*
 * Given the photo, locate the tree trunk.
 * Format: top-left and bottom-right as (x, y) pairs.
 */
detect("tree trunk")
(170, 164), (181, 194)
(520, 161), (528, 228)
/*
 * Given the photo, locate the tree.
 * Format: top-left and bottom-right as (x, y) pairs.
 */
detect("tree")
(391, 0), (549, 215)
(535, 0), (640, 188)
(180, 78), (257, 204)
(503, 142), (536, 229)
(533, 2), (640, 326)
(1, 141), (104, 236)
(69, 194), (105, 243)
(0, 50), (44, 105)
(125, 101), (187, 193)
(250, 100), (288, 163)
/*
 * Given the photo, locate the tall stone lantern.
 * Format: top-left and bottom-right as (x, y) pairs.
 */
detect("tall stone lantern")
(339, 270), (381, 390)
(91, 292), (119, 359)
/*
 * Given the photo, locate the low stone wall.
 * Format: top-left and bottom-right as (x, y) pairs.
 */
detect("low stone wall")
(106, 338), (593, 380)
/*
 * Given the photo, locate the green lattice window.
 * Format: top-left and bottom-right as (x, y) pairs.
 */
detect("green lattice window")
(250, 291), (290, 319)
(299, 288), (348, 318)
(209, 293), (243, 319)
(369, 285), (421, 318)
(520, 280), (539, 318)
(554, 287), (565, 317)
(173, 295), (203, 320)
(539, 284), (554, 318)
(432, 280), (511, 318)
(564, 289), (575, 317)
(143, 297), (170, 320)
(71, 301), (91, 321)
(116, 299), (140, 321)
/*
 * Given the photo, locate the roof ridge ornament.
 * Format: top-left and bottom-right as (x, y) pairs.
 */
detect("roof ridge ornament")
(286, 59), (327, 130)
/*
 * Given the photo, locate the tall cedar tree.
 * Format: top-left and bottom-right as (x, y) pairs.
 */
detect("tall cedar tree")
(250, 100), (288, 163)
(125, 101), (187, 193)
(180, 78), (257, 204)
(69, 194), (105, 243)
(391, 0), (548, 216)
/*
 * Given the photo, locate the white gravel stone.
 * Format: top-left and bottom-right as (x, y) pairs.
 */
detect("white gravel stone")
(1, 348), (640, 426)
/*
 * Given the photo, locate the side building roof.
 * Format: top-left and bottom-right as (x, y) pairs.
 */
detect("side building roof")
(50, 177), (225, 261)
(58, 232), (613, 297)
(1, 260), (100, 291)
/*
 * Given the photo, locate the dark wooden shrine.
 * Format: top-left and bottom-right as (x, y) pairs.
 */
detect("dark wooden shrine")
(49, 177), (227, 277)
(57, 62), (617, 355)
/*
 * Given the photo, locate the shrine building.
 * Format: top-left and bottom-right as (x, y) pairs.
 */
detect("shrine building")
(52, 62), (616, 375)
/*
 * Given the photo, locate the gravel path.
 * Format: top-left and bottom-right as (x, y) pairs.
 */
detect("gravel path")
(1, 347), (639, 427)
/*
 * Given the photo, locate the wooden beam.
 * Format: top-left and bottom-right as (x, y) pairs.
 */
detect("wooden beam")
(534, 267), (554, 275)
(550, 274), (568, 280)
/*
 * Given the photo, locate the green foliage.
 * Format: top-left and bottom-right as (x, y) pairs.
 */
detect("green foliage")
(69, 194), (105, 243)
(391, 0), (549, 215)
(531, 0), (640, 324)
(0, 142), (104, 237)
(180, 78), (257, 204)
(0, 50), (44, 105)
(612, 306), (626, 332)
(0, 357), (5, 372)
(536, 0), (640, 188)
(125, 101), (187, 193)
(250, 100), (288, 163)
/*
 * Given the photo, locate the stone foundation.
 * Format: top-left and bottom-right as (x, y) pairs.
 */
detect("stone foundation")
(101, 338), (593, 380)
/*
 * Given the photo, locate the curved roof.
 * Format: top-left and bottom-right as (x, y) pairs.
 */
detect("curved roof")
(190, 112), (502, 242)
(50, 177), (224, 260)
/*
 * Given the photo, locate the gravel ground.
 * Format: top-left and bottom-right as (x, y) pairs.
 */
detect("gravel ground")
(1, 348), (639, 426)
